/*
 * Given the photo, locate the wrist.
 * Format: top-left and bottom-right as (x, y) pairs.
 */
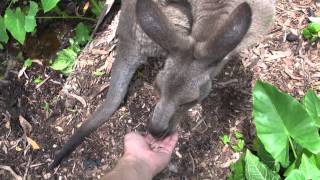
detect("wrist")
(119, 154), (154, 179)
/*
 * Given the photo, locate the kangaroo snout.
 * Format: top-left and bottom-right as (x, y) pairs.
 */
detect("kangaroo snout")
(148, 101), (177, 138)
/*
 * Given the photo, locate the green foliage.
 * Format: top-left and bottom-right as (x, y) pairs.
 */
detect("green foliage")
(220, 132), (245, 152)
(41, 0), (60, 13)
(51, 23), (91, 75)
(229, 81), (320, 179)
(0, 16), (9, 44)
(303, 90), (320, 127)
(23, 58), (33, 68)
(4, 8), (26, 44)
(90, 0), (104, 17)
(299, 154), (320, 179)
(228, 155), (245, 180)
(50, 41), (79, 75)
(75, 22), (91, 46)
(235, 131), (244, 139)
(302, 22), (320, 42)
(253, 81), (320, 166)
(245, 150), (281, 180)
(232, 139), (245, 153)
(0, 0), (95, 46)
(285, 169), (306, 180)
(25, 1), (39, 32)
(33, 76), (43, 84)
(1, 1), (39, 44)
(220, 134), (230, 145)
(93, 70), (105, 77)
(43, 102), (49, 112)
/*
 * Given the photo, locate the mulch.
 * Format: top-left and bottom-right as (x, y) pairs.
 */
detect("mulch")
(0, 0), (319, 179)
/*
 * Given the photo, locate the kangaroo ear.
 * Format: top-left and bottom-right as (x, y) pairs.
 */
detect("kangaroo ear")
(195, 2), (252, 61)
(136, 0), (192, 53)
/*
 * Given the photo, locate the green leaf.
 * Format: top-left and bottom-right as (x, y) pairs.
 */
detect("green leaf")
(25, 1), (39, 32)
(43, 102), (49, 112)
(284, 160), (298, 177)
(228, 155), (245, 180)
(75, 22), (91, 46)
(0, 43), (3, 50)
(232, 139), (245, 152)
(90, 0), (104, 17)
(299, 154), (320, 179)
(256, 139), (280, 172)
(253, 81), (320, 166)
(302, 29), (312, 40)
(93, 70), (105, 77)
(41, 0), (60, 13)
(220, 134), (230, 145)
(245, 150), (281, 180)
(33, 76), (43, 84)
(303, 90), (320, 127)
(4, 8), (26, 44)
(307, 22), (320, 34)
(285, 170), (306, 180)
(23, 58), (33, 68)
(235, 131), (244, 139)
(51, 47), (77, 75)
(0, 16), (9, 43)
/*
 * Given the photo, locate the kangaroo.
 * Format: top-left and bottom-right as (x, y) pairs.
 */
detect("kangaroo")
(50, 0), (275, 169)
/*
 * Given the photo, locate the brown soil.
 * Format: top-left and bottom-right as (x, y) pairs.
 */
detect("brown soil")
(0, 0), (319, 179)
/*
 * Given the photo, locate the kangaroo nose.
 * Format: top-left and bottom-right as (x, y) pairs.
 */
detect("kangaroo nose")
(147, 122), (170, 138)
(148, 102), (175, 138)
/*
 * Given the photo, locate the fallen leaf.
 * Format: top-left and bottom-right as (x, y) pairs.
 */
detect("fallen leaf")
(19, 115), (32, 135)
(26, 137), (40, 150)
(15, 146), (23, 152)
(55, 126), (64, 132)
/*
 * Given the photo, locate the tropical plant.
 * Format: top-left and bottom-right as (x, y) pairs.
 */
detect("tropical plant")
(228, 81), (320, 180)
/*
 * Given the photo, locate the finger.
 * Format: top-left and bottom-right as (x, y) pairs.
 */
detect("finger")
(157, 132), (178, 151)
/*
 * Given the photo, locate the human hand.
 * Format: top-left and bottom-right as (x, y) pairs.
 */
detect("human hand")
(123, 132), (178, 176)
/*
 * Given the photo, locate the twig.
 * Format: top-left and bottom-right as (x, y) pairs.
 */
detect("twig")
(23, 156), (32, 180)
(0, 165), (22, 180)
(188, 152), (195, 174)
(217, 79), (239, 87)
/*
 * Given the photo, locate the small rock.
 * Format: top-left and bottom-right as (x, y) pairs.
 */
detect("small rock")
(286, 32), (299, 42)
(168, 162), (178, 173)
(43, 173), (51, 179)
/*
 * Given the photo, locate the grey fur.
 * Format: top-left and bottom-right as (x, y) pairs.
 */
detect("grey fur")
(50, 0), (275, 168)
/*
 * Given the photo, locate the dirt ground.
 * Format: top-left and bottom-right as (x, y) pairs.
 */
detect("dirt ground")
(0, 0), (319, 179)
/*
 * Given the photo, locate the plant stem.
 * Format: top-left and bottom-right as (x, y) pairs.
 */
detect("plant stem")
(36, 16), (96, 22)
(288, 137), (297, 159)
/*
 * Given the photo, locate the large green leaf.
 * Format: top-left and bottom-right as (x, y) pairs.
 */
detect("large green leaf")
(51, 47), (77, 75)
(41, 0), (60, 13)
(304, 90), (320, 127)
(0, 16), (9, 43)
(228, 155), (245, 180)
(245, 150), (281, 180)
(4, 8), (26, 44)
(253, 81), (320, 166)
(299, 154), (320, 179)
(285, 170), (306, 180)
(25, 1), (39, 32)
(75, 22), (91, 46)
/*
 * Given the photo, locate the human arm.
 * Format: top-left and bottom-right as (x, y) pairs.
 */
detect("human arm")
(102, 132), (178, 180)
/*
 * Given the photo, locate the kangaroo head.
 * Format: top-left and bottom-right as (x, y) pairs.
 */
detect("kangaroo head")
(136, 0), (252, 138)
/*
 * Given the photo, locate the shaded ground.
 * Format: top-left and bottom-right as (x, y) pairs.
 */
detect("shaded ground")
(0, 0), (319, 179)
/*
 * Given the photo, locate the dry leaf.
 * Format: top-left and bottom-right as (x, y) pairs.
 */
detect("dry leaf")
(15, 146), (23, 152)
(55, 126), (64, 132)
(26, 137), (40, 150)
(19, 115), (32, 135)
(5, 121), (10, 129)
